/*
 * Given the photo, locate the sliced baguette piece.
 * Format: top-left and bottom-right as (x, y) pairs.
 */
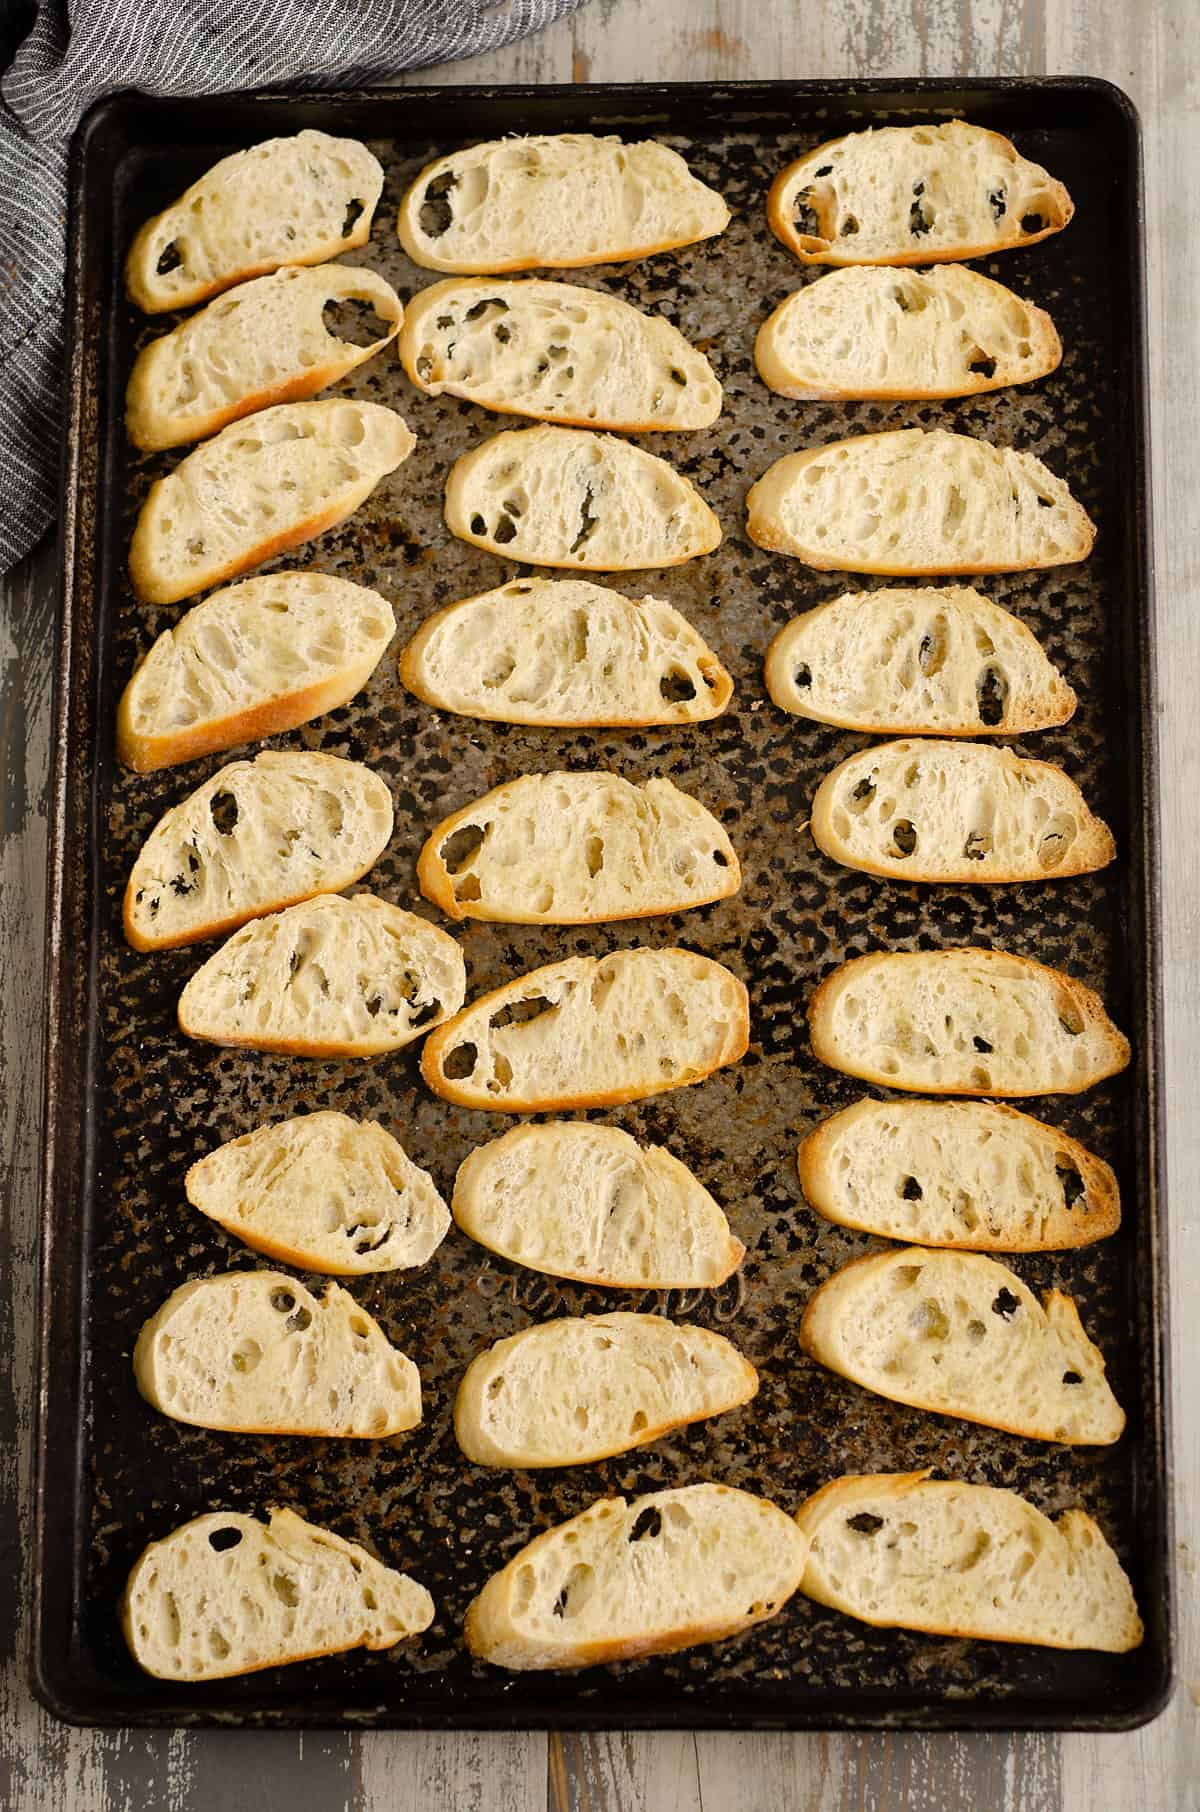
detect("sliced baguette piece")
(755, 266), (1061, 400)
(186, 1112), (450, 1275)
(799, 1246), (1125, 1443)
(124, 751), (394, 951)
(397, 135), (729, 273)
(798, 1098), (1120, 1251)
(464, 1483), (808, 1670)
(133, 1271), (421, 1437)
(746, 429), (1095, 575)
(399, 578), (732, 727)
(445, 426), (721, 570)
(452, 1122), (745, 1288)
(129, 400), (416, 606)
(127, 266), (404, 451)
(767, 121), (1073, 266)
(810, 740), (1114, 883)
(116, 572), (396, 774)
(178, 892), (465, 1058)
(808, 948), (1130, 1097)
(399, 278), (720, 430)
(126, 131), (384, 312)
(422, 948), (749, 1111)
(796, 1471), (1142, 1651)
(455, 1313), (758, 1466)
(121, 1507), (433, 1681)
(418, 772), (739, 925)
(764, 586), (1075, 734)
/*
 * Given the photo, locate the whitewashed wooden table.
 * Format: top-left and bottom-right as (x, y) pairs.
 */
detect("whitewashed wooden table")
(2, 2), (1197, 1807)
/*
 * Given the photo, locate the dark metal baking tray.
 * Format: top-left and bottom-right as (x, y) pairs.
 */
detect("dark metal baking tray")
(33, 77), (1170, 1729)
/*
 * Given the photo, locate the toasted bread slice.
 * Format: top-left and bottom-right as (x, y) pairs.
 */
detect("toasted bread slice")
(796, 1471), (1141, 1651)
(454, 1313), (757, 1466)
(399, 578), (732, 727)
(122, 1508), (432, 1680)
(399, 278), (721, 429)
(126, 131), (384, 312)
(397, 135), (728, 272)
(133, 1271), (421, 1437)
(810, 740), (1114, 883)
(186, 1112), (450, 1275)
(807, 948), (1130, 1097)
(464, 1484), (807, 1670)
(798, 1098), (1120, 1251)
(755, 266), (1061, 400)
(178, 893), (465, 1058)
(444, 426), (721, 570)
(116, 572), (396, 773)
(800, 1246), (1125, 1443)
(452, 1122), (744, 1288)
(746, 429), (1095, 575)
(421, 948), (748, 1111)
(124, 752), (393, 950)
(127, 266), (404, 451)
(418, 772), (739, 924)
(129, 400), (415, 605)
(767, 121), (1072, 266)
(764, 586), (1075, 735)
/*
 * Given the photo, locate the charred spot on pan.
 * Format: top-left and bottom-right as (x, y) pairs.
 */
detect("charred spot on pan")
(420, 172), (457, 238)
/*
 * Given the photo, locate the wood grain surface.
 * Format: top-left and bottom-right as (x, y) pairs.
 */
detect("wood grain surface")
(2, 3), (1196, 1808)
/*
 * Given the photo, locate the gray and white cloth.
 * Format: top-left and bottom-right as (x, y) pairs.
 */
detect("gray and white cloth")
(0, 0), (589, 577)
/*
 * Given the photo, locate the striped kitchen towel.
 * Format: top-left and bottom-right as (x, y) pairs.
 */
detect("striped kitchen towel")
(0, 0), (590, 576)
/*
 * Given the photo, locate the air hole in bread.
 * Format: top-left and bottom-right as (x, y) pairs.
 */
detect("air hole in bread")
(1058, 1004), (1085, 1036)
(659, 668), (698, 704)
(849, 776), (875, 812)
(669, 367), (688, 386)
(493, 514), (518, 545)
(209, 1627), (231, 1657)
(976, 663), (1009, 727)
(231, 1340), (262, 1374)
(846, 1512), (884, 1535)
(964, 829), (991, 861)
(208, 790), (239, 835)
(465, 297), (508, 323)
(470, 514), (487, 535)
(187, 536), (205, 559)
(285, 1307), (312, 1333)
(911, 1298), (950, 1340)
(792, 662), (812, 689)
(973, 1035), (993, 1053)
(156, 241), (183, 277)
(442, 1041), (477, 1079)
(629, 1506), (663, 1543)
(584, 836), (604, 877)
(552, 1562), (593, 1618)
(270, 1289), (296, 1313)
(1021, 211), (1046, 235)
(322, 297), (391, 348)
(440, 824), (485, 873)
(991, 1287), (1020, 1319)
(891, 820), (917, 858)
(900, 1175), (922, 1200)
(420, 173), (457, 238)
(208, 1526), (243, 1552)
(1062, 1369), (1083, 1385)
(570, 486), (598, 557)
(347, 1221), (393, 1255)
(989, 188), (1008, 221)
(792, 186), (822, 239)
(894, 1263), (922, 1289)
(909, 183), (933, 237)
(490, 994), (554, 1031)
(840, 214), (859, 236)
(1056, 1160), (1086, 1209)
(272, 1571), (300, 1607)
(967, 351), (998, 380)
(966, 1317), (987, 1344)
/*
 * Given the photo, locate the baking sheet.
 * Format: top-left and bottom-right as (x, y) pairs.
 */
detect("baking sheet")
(33, 78), (1170, 1728)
